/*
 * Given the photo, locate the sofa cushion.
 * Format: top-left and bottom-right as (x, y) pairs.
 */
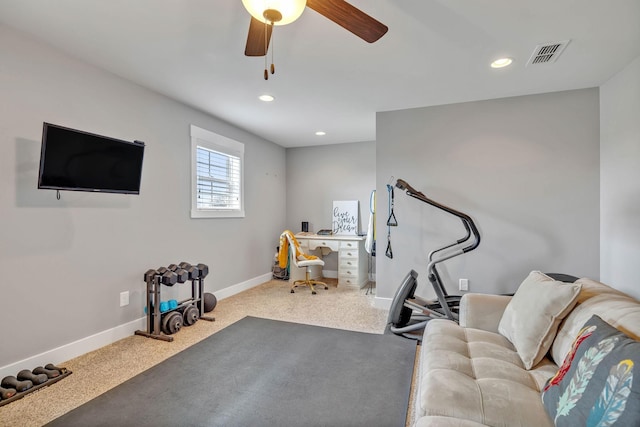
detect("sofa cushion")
(498, 271), (582, 369)
(542, 315), (640, 426)
(459, 293), (512, 333)
(416, 319), (555, 426)
(550, 277), (640, 366)
(415, 416), (488, 426)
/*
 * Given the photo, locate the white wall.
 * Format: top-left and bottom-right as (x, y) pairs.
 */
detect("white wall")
(375, 89), (601, 306)
(286, 141), (376, 272)
(600, 55), (640, 300)
(0, 25), (286, 369)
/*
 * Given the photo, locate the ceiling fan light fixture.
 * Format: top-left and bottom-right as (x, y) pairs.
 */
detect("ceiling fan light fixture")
(242, 0), (306, 25)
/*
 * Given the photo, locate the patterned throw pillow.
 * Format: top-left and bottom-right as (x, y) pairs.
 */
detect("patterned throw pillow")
(541, 315), (640, 426)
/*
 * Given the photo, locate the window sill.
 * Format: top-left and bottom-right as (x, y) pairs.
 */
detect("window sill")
(190, 209), (245, 219)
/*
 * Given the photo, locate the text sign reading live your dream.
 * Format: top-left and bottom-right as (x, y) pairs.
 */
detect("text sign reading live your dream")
(332, 201), (358, 235)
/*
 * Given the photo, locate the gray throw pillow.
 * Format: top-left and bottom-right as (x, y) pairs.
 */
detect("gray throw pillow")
(541, 314), (640, 426)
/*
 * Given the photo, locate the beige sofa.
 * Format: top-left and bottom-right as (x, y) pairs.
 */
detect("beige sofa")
(413, 271), (640, 426)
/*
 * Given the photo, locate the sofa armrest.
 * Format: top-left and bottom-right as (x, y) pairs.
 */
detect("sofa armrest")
(459, 293), (512, 333)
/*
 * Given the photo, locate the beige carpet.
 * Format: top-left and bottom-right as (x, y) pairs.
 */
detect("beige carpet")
(0, 279), (418, 426)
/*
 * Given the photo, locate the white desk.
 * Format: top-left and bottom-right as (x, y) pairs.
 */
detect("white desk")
(294, 233), (368, 288)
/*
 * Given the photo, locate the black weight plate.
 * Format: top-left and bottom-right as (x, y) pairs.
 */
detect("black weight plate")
(162, 312), (182, 335)
(183, 305), (199, 326)
(168, 312), (182, 334)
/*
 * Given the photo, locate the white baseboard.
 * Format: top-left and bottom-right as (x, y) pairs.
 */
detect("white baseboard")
(0, 317), (146, 380)
(0, 272), (271, 380)
(213, 272), (272, 300)
(374, 296), (393, 310)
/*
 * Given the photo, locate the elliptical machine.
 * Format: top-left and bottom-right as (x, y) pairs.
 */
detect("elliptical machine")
(387, 179), (481, 339)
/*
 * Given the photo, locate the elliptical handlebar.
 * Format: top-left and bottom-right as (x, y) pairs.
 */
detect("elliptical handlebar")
(395, 178), (480, 253)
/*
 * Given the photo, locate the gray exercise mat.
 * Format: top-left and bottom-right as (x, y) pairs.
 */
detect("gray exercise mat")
(46, 316), (417, 427)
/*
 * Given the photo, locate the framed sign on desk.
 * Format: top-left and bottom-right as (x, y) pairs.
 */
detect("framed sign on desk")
(332, 200), (358, 235)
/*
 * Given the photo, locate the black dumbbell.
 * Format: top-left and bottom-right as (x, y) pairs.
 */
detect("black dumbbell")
(1, 376), (32, 392)
(176, 269), (189, 283)
(167, 264), (189, 283)
(33, 366), (60, 379)
(45, 363), (67, 375)
(143, 269), (157, 283)
(196, 263), (209, 279)
(17, 369), (48, 385)
(179, 262), (200, 280)
(1, 386), (16, 400)
(156, 267), (177, 286)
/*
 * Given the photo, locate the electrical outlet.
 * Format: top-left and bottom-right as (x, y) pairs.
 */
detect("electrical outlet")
(120, 291), (130, 307)
(459, 278), (469, 291)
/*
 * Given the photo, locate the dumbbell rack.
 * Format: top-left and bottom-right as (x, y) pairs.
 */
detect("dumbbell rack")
(135, 266), (214, 342)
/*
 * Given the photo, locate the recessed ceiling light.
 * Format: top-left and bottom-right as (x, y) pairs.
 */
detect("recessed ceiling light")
(259, 94), (274, 102)
(491, 58), (513, 68)
(315, 131), (326, 136)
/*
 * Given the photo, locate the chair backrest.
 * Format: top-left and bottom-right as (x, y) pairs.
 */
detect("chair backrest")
(284, 233), (301, 268)
(279, 230), (303, 269)
(278, 230), (320, 269)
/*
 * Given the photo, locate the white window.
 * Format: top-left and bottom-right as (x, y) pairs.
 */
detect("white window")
(190, 125), (245, 218)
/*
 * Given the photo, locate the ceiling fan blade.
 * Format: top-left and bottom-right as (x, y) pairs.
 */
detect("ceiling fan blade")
(245, 17), (272, 56)
(306, 0), (388, 43)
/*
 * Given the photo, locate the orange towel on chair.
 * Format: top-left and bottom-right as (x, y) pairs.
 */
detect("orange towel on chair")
(278, 230), (319, 268)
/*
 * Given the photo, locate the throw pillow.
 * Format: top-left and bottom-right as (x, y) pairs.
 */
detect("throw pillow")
(542, 315), (640, 426)
(498, 271), (582, 369)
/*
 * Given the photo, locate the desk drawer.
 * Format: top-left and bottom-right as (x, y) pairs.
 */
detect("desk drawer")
(308, 239), (339, 252)
(298, 240), (310, 252)
(339, 258), (358, 270)
(340, 240), (359, 250)
(339, 247), (360, 261)
(338, 256), (361, 287)
(338, 273), (361, 287)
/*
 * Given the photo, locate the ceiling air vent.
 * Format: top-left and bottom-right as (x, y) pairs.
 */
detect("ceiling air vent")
(526, 40), (570, 66)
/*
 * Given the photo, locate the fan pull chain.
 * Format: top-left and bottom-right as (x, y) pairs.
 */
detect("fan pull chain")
(270, 29), (275, 75)
(264, 20), (269, 80)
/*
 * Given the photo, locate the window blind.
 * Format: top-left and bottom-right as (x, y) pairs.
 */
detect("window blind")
(196, 146), (241, 210)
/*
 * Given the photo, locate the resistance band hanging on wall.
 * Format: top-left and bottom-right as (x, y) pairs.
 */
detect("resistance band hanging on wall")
(386, 180), (398, 258)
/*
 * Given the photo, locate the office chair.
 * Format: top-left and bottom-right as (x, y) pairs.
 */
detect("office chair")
(279, 230), (328, 295)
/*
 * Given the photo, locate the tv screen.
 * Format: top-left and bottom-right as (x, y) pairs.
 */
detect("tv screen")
(38, 123), (145, 194)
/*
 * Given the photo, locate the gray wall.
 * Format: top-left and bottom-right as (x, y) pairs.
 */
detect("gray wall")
(600, 55), (640, 300)
(375, 89), (601, 304)
(3, 17), (636, 373)
(0, 25), (286, 367)
(286, 141), (376, 271)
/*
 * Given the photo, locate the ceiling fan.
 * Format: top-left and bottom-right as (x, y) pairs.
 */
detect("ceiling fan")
(242, 0), (388, 78)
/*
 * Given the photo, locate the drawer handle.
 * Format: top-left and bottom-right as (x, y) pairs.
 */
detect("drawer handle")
(321, 242), (327, 245)
(347, 271), (352, 274)
(347, 243), (353, 247)
(347, 252), (353, 256)
(347, 262), (352, 265)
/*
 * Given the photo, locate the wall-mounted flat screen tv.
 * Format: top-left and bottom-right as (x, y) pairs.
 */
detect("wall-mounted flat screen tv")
(38, 123), (145, 194)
